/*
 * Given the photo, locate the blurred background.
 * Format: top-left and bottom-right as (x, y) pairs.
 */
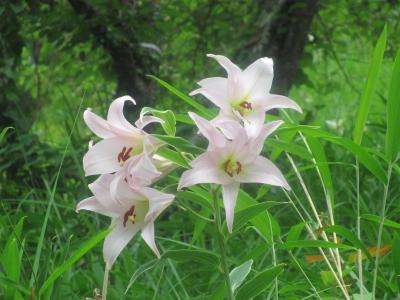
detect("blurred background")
(1, 0), (400, 298)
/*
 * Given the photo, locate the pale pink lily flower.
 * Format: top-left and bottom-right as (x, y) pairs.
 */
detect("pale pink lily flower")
(179, 112), (290, 232)
(190, 54), (302, 137)
(83, 95), (162, 176)
(77, 174), (174, 268)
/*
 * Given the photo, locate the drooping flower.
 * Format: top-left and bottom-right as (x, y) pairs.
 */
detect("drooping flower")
(83, 95), (162, 176)
(77, 174), (174, 268)
(178, 112), (289, 232)
(190, 54), (302, 136)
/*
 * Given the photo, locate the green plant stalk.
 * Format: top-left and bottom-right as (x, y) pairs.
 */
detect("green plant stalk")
(102, 267), (110, 300)
(212, 187), (234, 300)
(372, 164), (393, 299)
(356, 159), (364, 300)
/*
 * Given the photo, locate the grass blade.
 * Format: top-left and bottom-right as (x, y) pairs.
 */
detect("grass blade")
(386, 49), (400, 162)
(353, 26), (387, 145)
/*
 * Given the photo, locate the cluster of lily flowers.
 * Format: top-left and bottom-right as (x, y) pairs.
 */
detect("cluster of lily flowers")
(77, 54), (302, 269)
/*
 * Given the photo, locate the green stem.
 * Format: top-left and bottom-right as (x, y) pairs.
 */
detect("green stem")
(212, 187), (234, 300)
(372, 164), (393, 299)
(356, 159), (364, 300)
(102, 266), (109, 300)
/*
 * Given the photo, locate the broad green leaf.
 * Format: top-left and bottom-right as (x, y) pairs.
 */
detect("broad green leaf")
(0, 127), (12, 145)
(353, 293), (373, 300)
(39, 228), (111, 295)
(148, 75), (213, 118)
(1, 239), (21, 299)
(230, 259), (253, 292)
(162, 249), (219, 267)
(362, 213), (400, 229)
(125, 259), (159, 294)
(140, 107), (176, 136)
(386, 48), (400, 162)
(323, 225), (372, 260)
(280, 240), (355, 250)
(232, 201), (281, 232)
(353, 26), (387, 145)
(286, 222), (307, 242)
(307, 136), (334, 208)
(236, 264), (284, 300)
(152, 134), (203, 154)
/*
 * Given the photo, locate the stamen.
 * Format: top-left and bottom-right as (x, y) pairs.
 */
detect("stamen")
(117, 146), (133, 164)
(236, 161), (242, 174)
(123, 206), (136, 227)
(240, 101), (252, 110)
(223, 160), (234, 177)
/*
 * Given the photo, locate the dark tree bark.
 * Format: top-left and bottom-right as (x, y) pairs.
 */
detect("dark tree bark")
(68, 0), (158, 104)
(263, 0), (319, 95)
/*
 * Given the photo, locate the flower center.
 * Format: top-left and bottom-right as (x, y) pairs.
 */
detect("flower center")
(233, 101), (253, 117)
(123, 206), (137, 227)
(223, 159), (242, 177)
(117, 146), (133, 165)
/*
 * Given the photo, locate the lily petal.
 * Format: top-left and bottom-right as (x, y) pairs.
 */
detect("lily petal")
(76, 196), (118, 217)
(251, 120), (283, 154)
(103, 219), (140, 268)
(141, 222), (160, 257)
(141, 187), (174, 224)
(242, 57), (274, 98)
(188, 112), (226, 149)
(135, 115), (163, 130)
(83, 137), (131, 176)
(178, 159), (230, 189)
(261, 94), (303, 113)
(207, 54), (241, 81)
(222, 182), (240, 233)
(125, 153), (162, 188)
(107, 95), (137, 134)
(190, 77), (231, 110)
(83, 109), (114, 139)
(237, 156), (290, 190)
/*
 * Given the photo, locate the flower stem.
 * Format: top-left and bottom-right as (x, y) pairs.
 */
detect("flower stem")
(102, 266), (110, 300)
(372, 164), (393, 299)
(212, 187), (234, 300)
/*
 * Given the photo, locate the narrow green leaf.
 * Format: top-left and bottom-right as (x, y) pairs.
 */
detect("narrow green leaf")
(153, 134), (204, 154)
(323, 225), (372, 260)
(0, 126), (12, 145)
(286, 222), (307, 242)
(267, 139), (312, 160)
(162, 249), (219, 267)
(233, 201), (281, 232)
(354, 26), (387, 144)
(156, 146), (190, 168)
(236, 264), (284, 300)
(307, 136), (334, 208)
(386, 48), (400, 162)
(148, 75), (213, 118)
(230, 259), (253, 292)
(362, 213), (400, 229)
(39, 228), (112, 295)
(177, 191), (213, 210)
(280, 240), (355, 250)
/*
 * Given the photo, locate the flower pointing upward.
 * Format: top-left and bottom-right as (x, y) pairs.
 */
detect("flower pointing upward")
(190, 54), (302, 136)
(178, 113), (290, 232)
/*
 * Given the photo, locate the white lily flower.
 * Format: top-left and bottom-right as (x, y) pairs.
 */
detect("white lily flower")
(77, 174), (174, 268)
(83, 95), (162, 176)
(190, 54), (302, 136)
(178, 112), (289, 232)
